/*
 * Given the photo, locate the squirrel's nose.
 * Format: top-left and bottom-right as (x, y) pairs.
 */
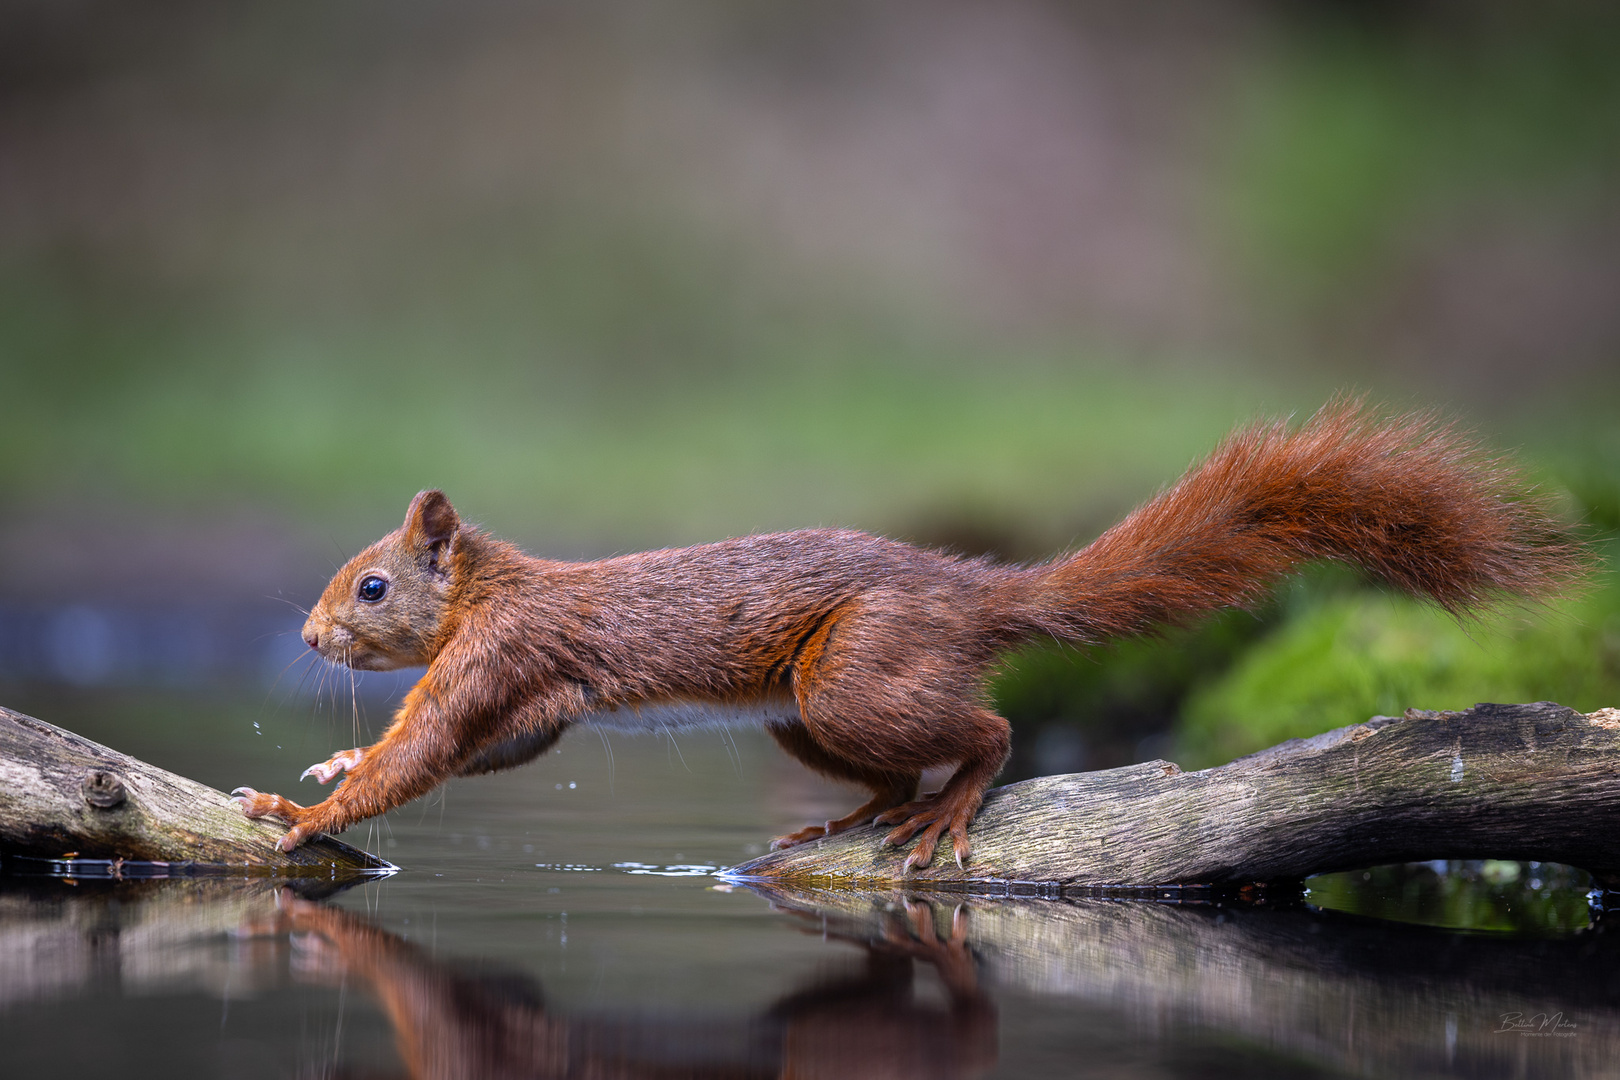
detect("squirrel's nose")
(302, 625), (320, 649)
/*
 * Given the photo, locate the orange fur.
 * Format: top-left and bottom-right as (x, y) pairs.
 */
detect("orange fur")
(233, 401), (1587, 868)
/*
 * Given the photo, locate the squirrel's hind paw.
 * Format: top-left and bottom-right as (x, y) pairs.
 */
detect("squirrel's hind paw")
(769, 824), (828, 850)
(876, 795), (977, 873)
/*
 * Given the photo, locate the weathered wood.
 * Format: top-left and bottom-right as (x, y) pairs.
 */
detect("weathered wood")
(0, 705), (392, 875)
(727, 702), (1620, 889)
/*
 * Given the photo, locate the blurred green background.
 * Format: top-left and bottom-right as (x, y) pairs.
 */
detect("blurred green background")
(1, 0), (1616, 777)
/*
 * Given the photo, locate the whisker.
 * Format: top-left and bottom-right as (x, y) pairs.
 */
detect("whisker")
(348, 654), (360, 752)
(293, 659), (319, 706)
(325, 530), (351, 574)
(666, 728), (690, 772)
(260, 649), (302, 710)
(265, 594), (312, 617)
(316, 658), (342, 739)
(269, 641), (316, 692)
(596, 728), (616, 796)
(313, 659), (329, 717)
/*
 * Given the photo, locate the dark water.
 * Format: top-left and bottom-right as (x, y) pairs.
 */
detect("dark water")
(1, 686), (1614, 1079)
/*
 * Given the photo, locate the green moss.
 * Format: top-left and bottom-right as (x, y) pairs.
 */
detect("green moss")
(1176, 545), (1620, 769)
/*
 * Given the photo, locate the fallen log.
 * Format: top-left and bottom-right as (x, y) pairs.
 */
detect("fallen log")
(0, 705), (392, 876)
(727, 701), (1620, 890)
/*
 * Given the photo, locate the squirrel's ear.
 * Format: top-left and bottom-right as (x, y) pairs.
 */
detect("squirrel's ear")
(404, 490), (459, 552)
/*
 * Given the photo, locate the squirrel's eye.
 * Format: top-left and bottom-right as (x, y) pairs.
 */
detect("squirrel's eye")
(357, 575), (388, 603)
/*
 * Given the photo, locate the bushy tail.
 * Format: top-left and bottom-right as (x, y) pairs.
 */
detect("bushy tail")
(1023, 400), (1588, 645)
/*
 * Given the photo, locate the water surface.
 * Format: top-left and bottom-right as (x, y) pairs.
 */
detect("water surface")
(0, 686), (1612, 1078)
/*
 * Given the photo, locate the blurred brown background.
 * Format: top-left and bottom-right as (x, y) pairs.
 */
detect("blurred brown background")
(1, 0), (1615, 769)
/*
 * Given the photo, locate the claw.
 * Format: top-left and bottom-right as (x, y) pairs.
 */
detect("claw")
(232, 787), (270, 819)
(903, 843), (935, 872)
(770, 823), (828, 850)
(300, 749), (363, 785)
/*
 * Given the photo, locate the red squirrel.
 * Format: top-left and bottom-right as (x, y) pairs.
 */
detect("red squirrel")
(233, 401), (1584, 869)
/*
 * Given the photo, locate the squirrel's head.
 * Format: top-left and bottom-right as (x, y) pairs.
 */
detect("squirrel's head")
(302, 490), (462, 670)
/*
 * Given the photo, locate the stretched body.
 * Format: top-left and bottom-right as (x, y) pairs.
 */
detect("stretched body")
(235, 402), (1584, 868)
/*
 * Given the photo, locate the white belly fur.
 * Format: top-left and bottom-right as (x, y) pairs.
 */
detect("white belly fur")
(578, 698), (800, 734)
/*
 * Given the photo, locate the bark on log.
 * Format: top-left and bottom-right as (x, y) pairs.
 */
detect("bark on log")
(0, 705), (393, 875)
(726, 702), (1620, 890)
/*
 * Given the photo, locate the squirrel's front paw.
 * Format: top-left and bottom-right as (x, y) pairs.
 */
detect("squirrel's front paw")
(231, 787), (305, 825)
(275, 823), (318, 852)
(300, 748), (366, 785)
(231, 789), (320, 851)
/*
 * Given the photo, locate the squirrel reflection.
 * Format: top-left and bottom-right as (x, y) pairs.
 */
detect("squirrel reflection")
(263, 892), (996, 1080)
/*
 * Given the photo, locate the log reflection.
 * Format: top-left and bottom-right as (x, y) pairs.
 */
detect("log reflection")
(0, 872), (347, 1008)
(755, 884), (1620, 1079)
(6, 870), (1616, 1079)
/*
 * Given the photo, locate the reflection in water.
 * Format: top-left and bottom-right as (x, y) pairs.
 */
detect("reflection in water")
(0, 873), (350, 1012)
(258, 891), (996, 1080)
(0, 873), (994, 1079)
(1308, 859), (1597, 934)
(2, 869), (1617, 1078)
(752, 884), (1620, 1079)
